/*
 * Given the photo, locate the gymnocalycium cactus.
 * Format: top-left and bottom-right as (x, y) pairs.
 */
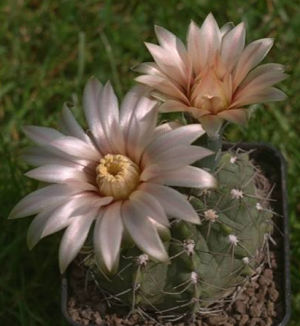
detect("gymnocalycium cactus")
(85, 149), (273, 320)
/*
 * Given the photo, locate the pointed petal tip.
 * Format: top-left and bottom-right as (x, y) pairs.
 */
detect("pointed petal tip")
(153, 250), (169, 263)
(211, 178), (218, 189)
(59, 252), (71, 274)
(104, 80), (112, 88)
(235, 21), (246, 34)
(22, 125), (29, 133)
(85, 76), (102, 91)
(144, 41), (154, 50)
(27, 239), (35, 251)
(22, 125), (35, 136)
(238, 21), (245, 28)
(188, 214), (201, 225)
(24, 171), (31, 178)
(59, 261), (66, 274)
(103, 258), (120, 275)
(88, 75), (99, 83)
(188, 19), (199, 31)
(263, 37), (274, 48)
(205, 12), (217, 23)
(154, 24), (163, 32)
(7, 211), (16, 219)
(131, 63), (140, 72)
(62, 102), (71, 113)
(8, 205), (25, 219)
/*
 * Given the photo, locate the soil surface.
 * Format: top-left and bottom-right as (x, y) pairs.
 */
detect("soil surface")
(66, 250), (283, 326)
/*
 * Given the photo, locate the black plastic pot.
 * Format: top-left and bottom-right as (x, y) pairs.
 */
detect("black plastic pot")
(61, 143), (291, 326)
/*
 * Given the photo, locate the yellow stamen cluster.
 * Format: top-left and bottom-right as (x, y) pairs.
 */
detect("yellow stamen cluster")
(96, 154), (140, 200)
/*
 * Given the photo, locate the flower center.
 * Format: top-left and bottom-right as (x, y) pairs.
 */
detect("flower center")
(190, 68), (229, 117)
(96, 154), (140, 200)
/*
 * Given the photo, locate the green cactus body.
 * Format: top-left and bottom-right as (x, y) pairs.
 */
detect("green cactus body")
(87, 151), (273, 318)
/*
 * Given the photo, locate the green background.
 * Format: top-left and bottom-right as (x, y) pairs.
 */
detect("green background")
(0, 0), (299, 325)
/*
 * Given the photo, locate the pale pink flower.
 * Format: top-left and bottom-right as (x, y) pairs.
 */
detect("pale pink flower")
(9, 78), (216, 273)
(135, 13), (287, 136)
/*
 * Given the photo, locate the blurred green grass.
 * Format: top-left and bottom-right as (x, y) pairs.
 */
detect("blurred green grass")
(0, 0), (299, 325)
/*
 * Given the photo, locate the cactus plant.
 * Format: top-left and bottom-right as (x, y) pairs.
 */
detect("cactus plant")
(84, 149), (273, 320)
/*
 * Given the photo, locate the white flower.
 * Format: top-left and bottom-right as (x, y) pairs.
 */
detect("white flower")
(9, 78), (216, 273)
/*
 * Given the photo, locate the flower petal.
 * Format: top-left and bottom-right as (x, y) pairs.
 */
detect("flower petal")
(94, 201), (123, 273)
(145, 124), (206, 159)
(42, 194), (112, 238)
(61, 103), (92, 143)
(122, 200), (168, 262)
(232, 64), (287, 107)
(22, 146), (92, 169)
(159, 100), (190, 113)
(27, 209), (54, 249)
(120, 88), (157, 143)
(139, 183), (200, 224)
(130, 190), (169, 226)
(220, 22), (234, 38)
(151, 165), (216, 189)
(217, 109), (248, 125)
(237, 63), (287, 91)
(132, 62), (161, 75)
(141, 145), (213, 177)
(49, 136), (100, 162)
(23, 126), (64, 146)
(221, 22), (245, 71)
(199, 13), (221, 66)
(26, 195), (101, 250)
(126, 106), (158, 163)
(199, 115), (223, 137)
(135, 74), (189, 103)
(59, 209), (97, 273)
(153, 122), (181, 138)
(83, 77), (111, 153)
(233, 38), (274, 89)
(145, 40), (189, 87)
(98, 81), (125, 153)
(9, 184), (87, 219)
(231, 87), (286, 107)
(120, 86), (149, 125)
(25, 164), (93, 184)
(187, 20), (203, 75)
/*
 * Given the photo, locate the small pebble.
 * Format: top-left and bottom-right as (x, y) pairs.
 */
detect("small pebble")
(235, 300), (246, 314)
(240, 314), (249, 325)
